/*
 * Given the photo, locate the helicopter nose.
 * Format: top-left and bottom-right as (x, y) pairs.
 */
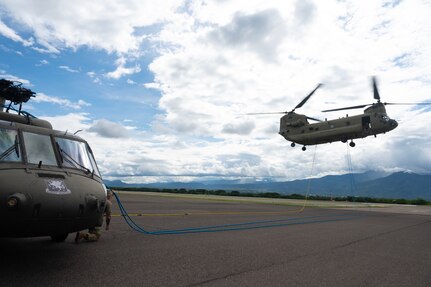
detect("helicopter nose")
(390, 119), (398, 129)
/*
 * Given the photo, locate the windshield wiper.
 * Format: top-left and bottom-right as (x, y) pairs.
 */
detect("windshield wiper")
(57, 144), (91, 174)
(0, 136), (20, 161)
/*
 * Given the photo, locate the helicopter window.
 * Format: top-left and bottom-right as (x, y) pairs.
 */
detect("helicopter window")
(55, 137), (99, 176)
(86, 144), (101, 177)
(380, 115), (390, 122)
(0, 128), (20, 162)
(22, 132), (57, 166)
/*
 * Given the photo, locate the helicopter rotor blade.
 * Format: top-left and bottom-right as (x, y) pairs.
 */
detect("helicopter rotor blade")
(245, 111), (287, 115)
(306, 116), (322, 122)
(383, 102), (431, 106)
(372, 76), (380, 102)
(322, 104), (370, 112)
(292, 83), (323, 111)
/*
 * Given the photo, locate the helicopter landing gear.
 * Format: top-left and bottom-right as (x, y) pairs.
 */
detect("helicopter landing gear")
(302, 146), (307, 151)
(349, 141), (356, 147)
(341, 138), (348, 143)
(291, 142), (295, 148)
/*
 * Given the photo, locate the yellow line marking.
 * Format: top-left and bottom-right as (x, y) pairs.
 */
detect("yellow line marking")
(112, 210), (307, 217)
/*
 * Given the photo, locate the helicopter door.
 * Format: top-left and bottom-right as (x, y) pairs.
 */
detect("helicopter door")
(362, 116), (371, 130)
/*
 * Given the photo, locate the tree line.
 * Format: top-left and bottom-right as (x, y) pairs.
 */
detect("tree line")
(109, 186), (430, 205)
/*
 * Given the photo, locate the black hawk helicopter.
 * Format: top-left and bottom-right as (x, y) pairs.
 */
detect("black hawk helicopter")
(249, 77), (430, 150)
(0, 79), (107, 242)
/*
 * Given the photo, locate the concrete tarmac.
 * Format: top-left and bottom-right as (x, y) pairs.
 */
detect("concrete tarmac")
(1, 192), (430, 287)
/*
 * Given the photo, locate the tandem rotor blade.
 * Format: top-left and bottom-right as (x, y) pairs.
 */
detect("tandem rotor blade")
(372, 76), (380, 102)
(383, 102), (431, 106)
(293, 83), (323, 111)
(245, 111), (287, 115)
(306, 116), (322, 122)
(322, 104), (370, 112)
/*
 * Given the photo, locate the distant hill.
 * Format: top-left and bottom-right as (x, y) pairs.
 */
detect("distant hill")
(104, 171), (431, 200)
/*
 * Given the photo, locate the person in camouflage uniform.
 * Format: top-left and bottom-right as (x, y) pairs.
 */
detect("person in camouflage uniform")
(75, 190), (113, 243)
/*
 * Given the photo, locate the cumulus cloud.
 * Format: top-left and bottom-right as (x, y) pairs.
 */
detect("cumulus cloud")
(2, 0), (431, 183)
(222, 121), (255, 135)
(87, 119), (129, 138)
(208, 9), (287, 61)
(0, 0), (182, 54)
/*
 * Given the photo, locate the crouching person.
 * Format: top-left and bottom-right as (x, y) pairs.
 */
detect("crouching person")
(75, 189), (113, 244)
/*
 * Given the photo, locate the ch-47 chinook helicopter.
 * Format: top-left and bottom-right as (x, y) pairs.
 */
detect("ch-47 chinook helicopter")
(249, 77), (430, 151)
(0, 79), (107, 242)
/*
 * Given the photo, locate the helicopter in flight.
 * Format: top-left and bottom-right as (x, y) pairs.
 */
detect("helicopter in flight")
(249, 77), (430, 151)
(0, 79), (107, 242)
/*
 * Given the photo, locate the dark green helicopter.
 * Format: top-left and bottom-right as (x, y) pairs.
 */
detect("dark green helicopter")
(0, 79), (107, 242)
(249, 77), (430, 150)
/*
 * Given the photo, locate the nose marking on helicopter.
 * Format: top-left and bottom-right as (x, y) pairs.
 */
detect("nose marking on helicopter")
(45, 178), (71, 195)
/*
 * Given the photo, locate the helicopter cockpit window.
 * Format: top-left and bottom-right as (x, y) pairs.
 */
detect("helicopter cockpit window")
(380, 115), (390, 122)
(22, 132), (57, 166)
(0, 128), (20, 162)
(55, 138), (100, 176)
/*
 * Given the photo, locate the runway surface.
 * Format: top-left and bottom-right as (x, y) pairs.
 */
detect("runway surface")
(1, 192), (431, 286)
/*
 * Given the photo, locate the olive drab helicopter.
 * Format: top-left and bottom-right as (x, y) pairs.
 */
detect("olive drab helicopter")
(249, 77), (430, 151)
(0, 79), (107, 242)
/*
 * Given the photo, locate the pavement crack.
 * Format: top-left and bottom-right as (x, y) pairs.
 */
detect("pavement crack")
(333, 219), (431, 250)
(189, 219), (431, 286)
(188, 250), (328, 286)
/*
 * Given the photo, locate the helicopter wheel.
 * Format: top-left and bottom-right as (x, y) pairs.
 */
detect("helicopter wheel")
(341, 138), (347, 143)
(349, 141), (356, 147)
(291, 142), (295, 148)
(302, 146), (306, 151)
(51, 233), (69, 242)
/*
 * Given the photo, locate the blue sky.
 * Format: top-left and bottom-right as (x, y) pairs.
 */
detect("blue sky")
(1, 0), (431, 183)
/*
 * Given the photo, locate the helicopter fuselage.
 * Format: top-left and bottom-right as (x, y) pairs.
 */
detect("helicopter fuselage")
(0, 111), (106, 239)
(279, 103), (398, 146)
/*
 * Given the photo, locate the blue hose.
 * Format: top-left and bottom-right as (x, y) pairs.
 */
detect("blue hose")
(113, 192), (361, 235)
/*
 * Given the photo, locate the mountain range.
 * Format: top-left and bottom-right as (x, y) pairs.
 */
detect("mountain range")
(105, 171), (431, 200)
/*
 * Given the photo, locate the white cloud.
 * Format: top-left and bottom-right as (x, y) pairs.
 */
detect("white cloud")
(0, 20), (33, 46)
(145, 0), (431, 180)
(208, 9), (287, 61)
(0, 0), (182, 54)
(59, 65), (79, 73)
(2, 0), (431, 183)
(105, 56), (141, 79)
(87, 119), (129, 138)
(33, 93), (90, 109)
